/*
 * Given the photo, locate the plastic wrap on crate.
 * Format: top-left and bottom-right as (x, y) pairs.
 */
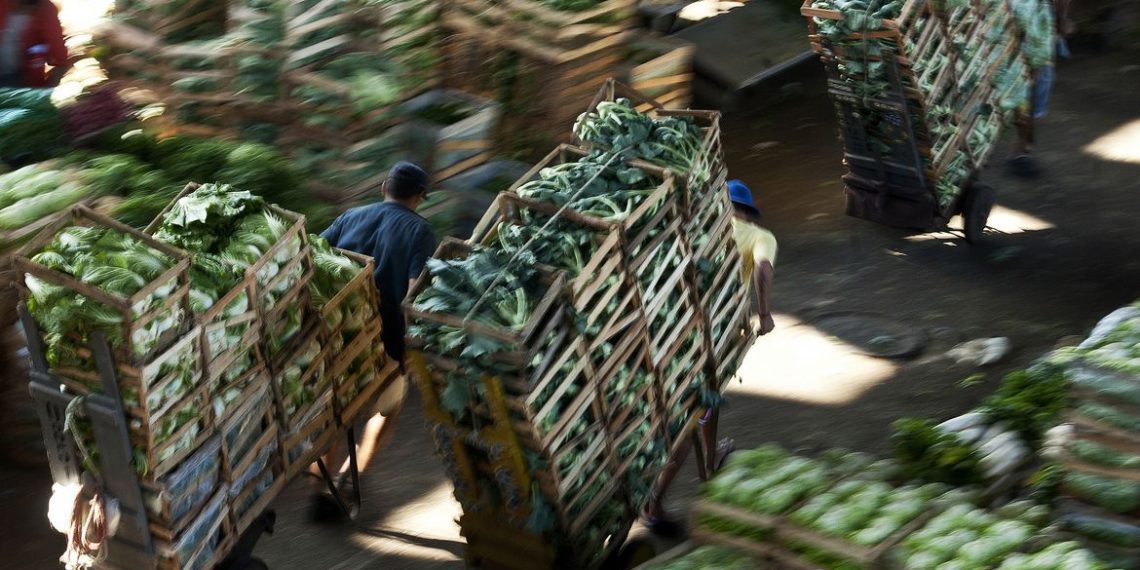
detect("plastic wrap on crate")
(143, 436), (222, 532)
(223, 384), (272, 468)
(286, 390), (334, 467)
(230, 438), (278, 518)
(159, 489), (227, 570)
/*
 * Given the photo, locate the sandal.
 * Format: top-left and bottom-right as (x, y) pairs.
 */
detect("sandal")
(713, 438), (736, 473)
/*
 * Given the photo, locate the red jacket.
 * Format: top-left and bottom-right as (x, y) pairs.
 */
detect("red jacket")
(0, 1), (68, 87)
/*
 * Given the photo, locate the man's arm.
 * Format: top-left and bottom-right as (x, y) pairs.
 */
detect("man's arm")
(753, 253), (775, 335)
(407, 226), (437, 284)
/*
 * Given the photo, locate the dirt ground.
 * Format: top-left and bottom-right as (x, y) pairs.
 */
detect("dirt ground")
(3, 46), (1139, 569)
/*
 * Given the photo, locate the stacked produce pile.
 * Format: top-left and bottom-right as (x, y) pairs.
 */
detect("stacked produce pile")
(98, 0), (496, 213)
(16, 184), (394, 568)
(574, 81), (750, 390)
(802, 0), (1032, 223)
(440, 0), (696, 156)
(408, 83), (743, 569)
(407, 242), (633, 569)
(890, 364), (1066, 498)
(691, 443), (1111, 569)
(1041, 303), (1140, 569)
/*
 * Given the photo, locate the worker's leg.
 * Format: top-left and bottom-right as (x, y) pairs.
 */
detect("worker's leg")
(644, 433), (694, 538)
(699, 407), (735, 477)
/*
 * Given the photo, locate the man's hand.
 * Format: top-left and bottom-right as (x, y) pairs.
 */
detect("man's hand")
(750, 313), (775, 336)
(759, 313), (775, 335)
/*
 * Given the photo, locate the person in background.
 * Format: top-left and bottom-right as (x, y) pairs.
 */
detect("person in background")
(310, 161), (437, 520)
(1009, 0), (1072, 176)
(643, 179), (777, 537)
(0, 0), (70, 88)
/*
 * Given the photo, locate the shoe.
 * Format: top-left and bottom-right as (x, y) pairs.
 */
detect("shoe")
(1006, 154), (1040, 179)
(713, 438), (736, 473)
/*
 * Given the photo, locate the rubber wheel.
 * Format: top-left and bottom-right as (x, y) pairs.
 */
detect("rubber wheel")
(963, 183), (995, 244)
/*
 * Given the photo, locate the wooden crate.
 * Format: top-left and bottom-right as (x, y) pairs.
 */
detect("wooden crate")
(575, 80), (727, 211)
(444, 0), (635, 56)
(269, 320), (335, 439)
(693, 497), (937, 570)
(155, 488), (232, 570)
(399, 89), (502, 180)
(281, 390), (337, 479)
(623, 32), (695, 110)
(14, 205), (194, 374)
(227, 423), (285, 535)
(440, 28), (628, 153)
(140, 435), (224, 539)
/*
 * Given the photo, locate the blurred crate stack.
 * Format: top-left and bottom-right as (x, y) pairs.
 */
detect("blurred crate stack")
(802, 0), (1030, 226)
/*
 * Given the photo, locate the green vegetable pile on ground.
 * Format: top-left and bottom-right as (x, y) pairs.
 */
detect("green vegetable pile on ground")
(892, 417), (986, 486)
(642, 545), (755, 569)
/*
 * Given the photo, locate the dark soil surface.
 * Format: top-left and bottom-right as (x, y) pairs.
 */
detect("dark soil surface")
(3, 48), (1138, 570)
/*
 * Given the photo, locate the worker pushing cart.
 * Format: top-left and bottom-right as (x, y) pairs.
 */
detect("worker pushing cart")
(645, 180), (777, 537)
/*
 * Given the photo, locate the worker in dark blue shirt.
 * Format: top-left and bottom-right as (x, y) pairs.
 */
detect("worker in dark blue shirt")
(311, 161), (437, 520)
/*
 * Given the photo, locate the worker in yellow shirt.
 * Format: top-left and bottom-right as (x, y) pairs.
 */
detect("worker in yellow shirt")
(643, 180), (777, 538)
(729, 179), (777, 335)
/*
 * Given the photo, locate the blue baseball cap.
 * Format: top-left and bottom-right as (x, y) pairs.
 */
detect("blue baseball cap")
(727, 179), (759, 216)
(388, 161), (429, 194)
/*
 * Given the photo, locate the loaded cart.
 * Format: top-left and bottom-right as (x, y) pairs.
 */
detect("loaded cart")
(15, 191), (398, 568)
(802, 0), (1033, 242)
(405, 80), (751, 569)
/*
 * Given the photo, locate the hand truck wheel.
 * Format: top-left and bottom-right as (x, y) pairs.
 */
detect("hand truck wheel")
(963, 183), (995, 244)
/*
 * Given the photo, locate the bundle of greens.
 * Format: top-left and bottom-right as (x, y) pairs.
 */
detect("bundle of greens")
(25, 225), (185, 371)
(979, 365), (1067, 447)
(791, 479), (951, 547)
(0, 88), (64, 164)
(573, 99), (708, 187)
(514, 151), (660, 225)
(310, 234), (373, 340)
(892, 417), (986, 486)
(702, 445), (837, 516)
(409, 246), (545, 359)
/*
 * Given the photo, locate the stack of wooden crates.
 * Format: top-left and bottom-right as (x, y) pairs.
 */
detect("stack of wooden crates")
(802, 0), (1030, 228)
(13, 187), (397, 568)
(406, 81), (752, 569)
